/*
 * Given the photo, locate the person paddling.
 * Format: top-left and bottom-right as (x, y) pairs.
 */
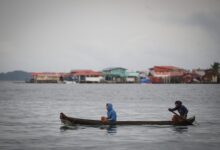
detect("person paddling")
(168, 101), (188, 123)
(101, 103), (117, 124)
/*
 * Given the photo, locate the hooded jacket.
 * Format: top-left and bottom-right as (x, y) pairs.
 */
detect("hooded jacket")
(106, 103), (117, 123)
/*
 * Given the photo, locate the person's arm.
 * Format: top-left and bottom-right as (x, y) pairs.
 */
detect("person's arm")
(168, 106), (178, 112)
(107, 111), (116, 122)
(107, 113), (113, 121)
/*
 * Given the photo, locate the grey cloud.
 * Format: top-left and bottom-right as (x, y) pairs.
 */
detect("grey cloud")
(0, 0), (220, 72)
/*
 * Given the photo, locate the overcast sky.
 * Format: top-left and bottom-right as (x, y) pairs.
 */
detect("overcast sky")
(0, 0), (220, 72)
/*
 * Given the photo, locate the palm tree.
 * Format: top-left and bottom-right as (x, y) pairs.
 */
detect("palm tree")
(211, 62), (219, 75)
(210, 62), (220, 83)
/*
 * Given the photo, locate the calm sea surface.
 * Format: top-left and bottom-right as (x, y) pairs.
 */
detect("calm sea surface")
(0, 82), (220, 150)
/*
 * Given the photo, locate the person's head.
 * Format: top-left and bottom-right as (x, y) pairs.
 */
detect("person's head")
(175, 100), (182, 107)
(106, 103), (113, 111)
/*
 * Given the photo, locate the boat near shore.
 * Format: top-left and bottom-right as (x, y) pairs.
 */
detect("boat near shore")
(60, 112), (195, 126)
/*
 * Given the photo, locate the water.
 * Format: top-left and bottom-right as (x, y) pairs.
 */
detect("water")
(0, 82), (220, 150)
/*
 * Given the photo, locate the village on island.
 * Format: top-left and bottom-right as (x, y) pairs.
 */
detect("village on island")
(27, 63), (220, 84)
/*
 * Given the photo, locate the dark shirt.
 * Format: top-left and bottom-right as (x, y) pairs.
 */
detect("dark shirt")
(170, 105), (188, 117)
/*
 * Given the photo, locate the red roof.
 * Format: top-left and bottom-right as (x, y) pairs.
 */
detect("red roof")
(153, 66), (183, 72)
(71, 70), (102, 76)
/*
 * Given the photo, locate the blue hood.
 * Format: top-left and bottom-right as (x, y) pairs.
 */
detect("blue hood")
(107, 103), (113, 111)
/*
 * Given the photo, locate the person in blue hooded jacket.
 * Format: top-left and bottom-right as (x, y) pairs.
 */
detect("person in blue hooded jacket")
(101, 103), (117, 124)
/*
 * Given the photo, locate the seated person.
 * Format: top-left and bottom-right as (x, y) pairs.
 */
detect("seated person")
(168, 100), (188, 122)
(101, 103), (117, 124)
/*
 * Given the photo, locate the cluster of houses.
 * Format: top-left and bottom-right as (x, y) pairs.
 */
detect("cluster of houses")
(28, 66), (220, 84)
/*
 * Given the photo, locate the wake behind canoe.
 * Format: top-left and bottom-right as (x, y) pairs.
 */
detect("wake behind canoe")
(60, 112), (195, 126)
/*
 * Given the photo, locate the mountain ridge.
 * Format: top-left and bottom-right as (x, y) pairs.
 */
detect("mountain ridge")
(0, 70), (32, 81)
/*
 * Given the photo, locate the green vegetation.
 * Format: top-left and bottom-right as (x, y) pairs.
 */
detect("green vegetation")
(211, 62), (219, 75)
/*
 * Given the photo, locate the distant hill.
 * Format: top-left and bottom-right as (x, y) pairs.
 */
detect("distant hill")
(0, 71), (32, 81)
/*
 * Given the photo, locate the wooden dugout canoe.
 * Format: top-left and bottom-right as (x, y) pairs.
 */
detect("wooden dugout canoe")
(60, 112), (195, 126)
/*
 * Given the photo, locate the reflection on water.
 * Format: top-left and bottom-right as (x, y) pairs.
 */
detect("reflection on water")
(60, 124), (117, 135)
(60, 123), (190, 135)
(60, 125), (89, 131)
(172, 126), (188, 133)
(100, 125), (117, 135)
(60, 125), (79, 131)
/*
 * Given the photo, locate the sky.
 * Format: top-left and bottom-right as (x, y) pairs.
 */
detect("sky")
(0, 0), (220, 72)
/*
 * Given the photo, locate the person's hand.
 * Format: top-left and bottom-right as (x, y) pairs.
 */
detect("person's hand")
(168, 108), (172, 112)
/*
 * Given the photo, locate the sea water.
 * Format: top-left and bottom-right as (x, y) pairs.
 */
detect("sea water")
(0, 82), (220, 150)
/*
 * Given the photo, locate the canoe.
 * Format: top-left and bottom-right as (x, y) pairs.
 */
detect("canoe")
(60, 112), (195, 126)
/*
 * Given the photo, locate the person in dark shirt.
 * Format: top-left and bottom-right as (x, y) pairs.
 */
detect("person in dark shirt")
(168, 101), (188, 122)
